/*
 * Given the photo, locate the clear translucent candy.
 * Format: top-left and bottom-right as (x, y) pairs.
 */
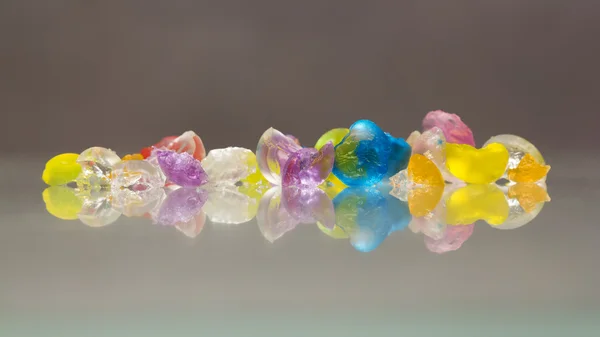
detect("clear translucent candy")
(256, 128), (302, 184)
(109, 160), (166, 216)
(76, 147), (121, 190)
(484, 134), (546, 181)
(77, 190), (121, 227)
(111, 160), (166, 192)
(201, 147), (257, 187)
(389, 170), (410, 201)
(112, 187), (165, 218)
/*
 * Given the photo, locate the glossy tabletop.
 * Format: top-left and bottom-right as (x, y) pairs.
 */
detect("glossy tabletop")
(0, 152), (598, 336)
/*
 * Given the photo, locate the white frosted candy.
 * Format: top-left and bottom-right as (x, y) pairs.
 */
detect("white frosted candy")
(201, 147), (257, 187)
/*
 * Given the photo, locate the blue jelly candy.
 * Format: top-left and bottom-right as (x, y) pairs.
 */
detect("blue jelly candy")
(332, 120), (410, 186)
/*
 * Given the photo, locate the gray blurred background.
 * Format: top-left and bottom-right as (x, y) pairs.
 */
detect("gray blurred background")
(0, 0), (598, 153)
(1, 1), (600, 336)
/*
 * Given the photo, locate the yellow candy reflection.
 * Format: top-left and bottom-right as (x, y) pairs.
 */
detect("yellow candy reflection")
(507, 153), (551, 183)
(445, 184), (509, 226)
(317, 223), (349, 239)
(42, 186), (83, 220)
(445, 143), (509, 184)
(42, 153), (82, 186)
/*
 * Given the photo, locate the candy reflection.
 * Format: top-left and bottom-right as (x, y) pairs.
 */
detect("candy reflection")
(256, 186), (334, 242)
(42, 186), (83, 220)
(77, 189), (122, 227)
(330, 185), (411, 252)
(256, 187), (298, 242)
(153, 187), (208, 227)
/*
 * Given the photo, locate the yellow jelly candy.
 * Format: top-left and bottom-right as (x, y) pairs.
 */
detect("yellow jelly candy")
(406, 154), (445, 217)
(508, 183), (551, 213)
(315, 128), (349, 150)
(42, 153), (82, 186)
(315, 128), (349, 197)
(122, 153), (144, 161)
(445, 143), (509, 184)
(42, 186), (83, 220)
(507, 153), (551, 183)
(445, 184), (509, 226)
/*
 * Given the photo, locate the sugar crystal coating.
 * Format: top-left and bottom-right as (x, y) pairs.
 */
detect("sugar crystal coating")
(202, 147), (257, 187)
(154, 149), (209, 187)
(422, 110), (475, 146)
(281, 143), (335, 188)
